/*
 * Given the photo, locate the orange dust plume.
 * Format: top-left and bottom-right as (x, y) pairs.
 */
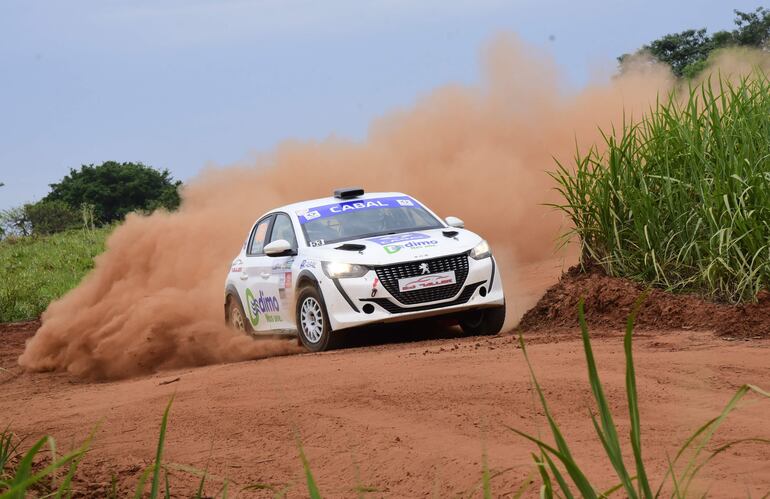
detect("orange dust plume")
(20, 34), (678, 379)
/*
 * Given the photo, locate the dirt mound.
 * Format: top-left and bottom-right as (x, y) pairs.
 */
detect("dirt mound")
(518, 265), (770, 339)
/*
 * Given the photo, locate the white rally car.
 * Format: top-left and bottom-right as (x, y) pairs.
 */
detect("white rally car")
(224, 188), (505, 351)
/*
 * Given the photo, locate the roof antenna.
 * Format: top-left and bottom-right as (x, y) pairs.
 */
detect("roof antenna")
(333, 187), (365, 199)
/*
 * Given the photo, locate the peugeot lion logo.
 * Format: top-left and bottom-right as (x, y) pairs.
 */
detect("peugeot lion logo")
(419, 263), (430, 274)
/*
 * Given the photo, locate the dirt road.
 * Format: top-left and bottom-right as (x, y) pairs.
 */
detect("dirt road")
(3, 318), (769, 497)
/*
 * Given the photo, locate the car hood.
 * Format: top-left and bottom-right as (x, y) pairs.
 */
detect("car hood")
(301, 228), (483, 265)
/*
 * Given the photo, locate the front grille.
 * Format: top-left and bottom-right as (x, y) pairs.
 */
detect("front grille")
(374, 253), (469, 305)
(361, 281), (484, 314)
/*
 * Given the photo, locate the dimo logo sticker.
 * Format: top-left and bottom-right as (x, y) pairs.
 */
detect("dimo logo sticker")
(245, 288), (281, 327)
(384, 239), (438, 254)
(245, 289), (260, 326)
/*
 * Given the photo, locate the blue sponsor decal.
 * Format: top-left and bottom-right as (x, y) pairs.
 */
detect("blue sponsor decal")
(299, 259), (317, 269)
(296, 196), (421, 225)
(367, 232), (430, 245)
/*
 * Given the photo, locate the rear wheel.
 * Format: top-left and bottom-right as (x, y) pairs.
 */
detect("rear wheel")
(227, 295), (252, 334)
(296, 286), (337, 352)
(459, 303), (506, 336)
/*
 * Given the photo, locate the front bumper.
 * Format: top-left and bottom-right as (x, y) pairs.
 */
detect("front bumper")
(319, 255), (504, 331)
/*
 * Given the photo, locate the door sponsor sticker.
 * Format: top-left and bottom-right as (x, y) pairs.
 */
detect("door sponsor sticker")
(398, 271), (456, 292)
(245, 288), (282, 327)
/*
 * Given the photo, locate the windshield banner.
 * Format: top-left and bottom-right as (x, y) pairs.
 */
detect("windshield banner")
(295, 196), (421, 225)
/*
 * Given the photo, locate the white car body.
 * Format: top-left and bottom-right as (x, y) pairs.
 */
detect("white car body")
(223, 190), (505, 349)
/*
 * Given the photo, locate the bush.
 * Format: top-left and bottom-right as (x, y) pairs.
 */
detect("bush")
(552, 72), (770, 303)
(24, 200), (81, 235)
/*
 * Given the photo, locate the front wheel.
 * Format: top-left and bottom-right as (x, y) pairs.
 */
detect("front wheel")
(296, 286), (336, 352)
(227, 295), (253, 334)
(459, 303), (506, 336)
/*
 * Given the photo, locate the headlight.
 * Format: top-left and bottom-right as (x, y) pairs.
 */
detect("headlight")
(469, 240), (491, 260)
(322, 261), (370, 279)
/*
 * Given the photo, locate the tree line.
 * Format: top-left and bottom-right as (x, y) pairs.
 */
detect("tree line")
(619, 7), (770, 77)
(0, 162), (181, 238)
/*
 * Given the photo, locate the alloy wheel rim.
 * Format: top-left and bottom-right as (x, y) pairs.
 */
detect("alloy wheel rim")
(301, 297), (324, 343)
(231, 305), (246, 332)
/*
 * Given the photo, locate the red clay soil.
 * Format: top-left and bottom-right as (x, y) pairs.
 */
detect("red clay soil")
(519, 265), (770, 339)
(0, 320), (38, 370)
(3, 315), (770, 497)
(2, 262), (770, 496)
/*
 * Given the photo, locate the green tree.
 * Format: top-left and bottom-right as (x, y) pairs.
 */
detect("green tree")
(619, 7), (770, 77)
(44, 161), (181, 224)
(733, 6), (770, 45)
(646, 29), (714, 76)
(24, 200), (81, 235)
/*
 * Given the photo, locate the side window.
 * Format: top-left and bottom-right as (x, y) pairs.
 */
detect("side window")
(247, 217), (273, 256)
(269, 213), (298, 249)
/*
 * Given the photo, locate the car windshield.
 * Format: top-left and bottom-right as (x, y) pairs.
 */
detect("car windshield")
(296, 196), (443, 246)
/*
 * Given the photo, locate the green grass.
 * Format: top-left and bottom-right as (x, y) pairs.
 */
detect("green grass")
(552, 72), (770, 303)
(0, 226), (111, 322)
(1, 303), (766, 497)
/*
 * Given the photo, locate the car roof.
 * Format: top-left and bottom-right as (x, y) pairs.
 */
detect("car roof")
(273, 191), (412, 215)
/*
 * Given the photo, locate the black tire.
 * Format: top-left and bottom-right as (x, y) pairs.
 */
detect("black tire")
(226, 294), (253, 334)
(459, 303), (506, 336)
(296, 286), (337, 352)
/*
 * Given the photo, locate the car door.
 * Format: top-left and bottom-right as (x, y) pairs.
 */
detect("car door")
(264, 212), (300, 329)
(239, 215), (279, 332)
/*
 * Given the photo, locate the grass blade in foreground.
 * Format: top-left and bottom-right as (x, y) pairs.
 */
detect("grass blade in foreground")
(481, 448), (491, 499)
(577, 300), (636, 497)
(296, 437), (322, 499)
(0, 437), (91, 499)
(623, 293), (653, 498)
(511, 296), (770, 498)
(649, 383), (770, 497)
(151, 396), (174, 499)
(531, 453), (553, 499)
(511, 333), (596, 498)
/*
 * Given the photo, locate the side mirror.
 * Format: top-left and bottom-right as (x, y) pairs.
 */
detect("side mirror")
(264, 239), (293, 256)
(445, 216), (464, 229)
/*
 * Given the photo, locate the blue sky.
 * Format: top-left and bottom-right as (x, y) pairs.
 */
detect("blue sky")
(0, 0), (762, 209)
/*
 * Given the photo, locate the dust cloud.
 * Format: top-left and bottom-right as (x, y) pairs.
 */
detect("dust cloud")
(19, 34), (679, 379)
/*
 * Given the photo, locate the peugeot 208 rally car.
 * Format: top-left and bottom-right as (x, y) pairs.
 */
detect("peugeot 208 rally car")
(224, 188), (505, 351)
